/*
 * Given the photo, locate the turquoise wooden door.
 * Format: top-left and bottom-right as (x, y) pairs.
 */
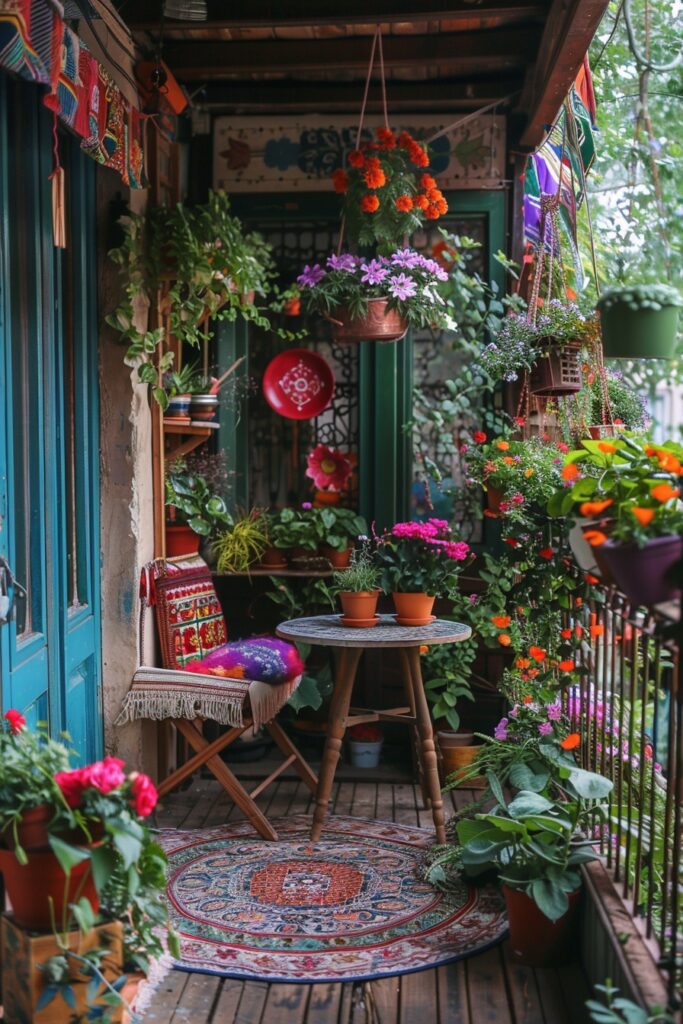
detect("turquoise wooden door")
(0, 75), (102, 761)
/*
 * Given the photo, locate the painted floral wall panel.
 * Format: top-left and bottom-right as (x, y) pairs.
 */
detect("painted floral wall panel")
(213, 115), (506, 192)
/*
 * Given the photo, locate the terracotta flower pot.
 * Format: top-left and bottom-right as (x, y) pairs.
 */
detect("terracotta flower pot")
(166, 525), (200, 558)
(326, 298), (408, 345)
(529, 340), (582, 397)
(392, 592), (435, 626)
(339, 590), (380, 626)
(322, 545), (352, 568)
(486, 487), (504, 514)
(260, 546), (287, 569)
(314, 490), (341, 507)
(121, 972), (146, 1024)
(437, 733), (485, 788)
(0, 847), (99, 930)
(4, 806), (104, 852)
(503, 884), (581, 966)
(597, 535), (683, 606)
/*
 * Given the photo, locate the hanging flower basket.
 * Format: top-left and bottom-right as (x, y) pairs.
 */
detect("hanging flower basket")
(598, 285), (682, 360)
(325, 298), (408, 345)
(529, 339), (582, 397)
(596, 535), (683, 606)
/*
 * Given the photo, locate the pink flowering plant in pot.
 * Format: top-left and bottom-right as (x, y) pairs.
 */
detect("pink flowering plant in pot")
(376, 519), (471, 624)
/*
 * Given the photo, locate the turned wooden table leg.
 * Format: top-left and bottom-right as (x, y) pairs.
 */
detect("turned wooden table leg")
(311, 647), (361, 842)
(403, 646), (447, 844)
(399, 649), (430, 810)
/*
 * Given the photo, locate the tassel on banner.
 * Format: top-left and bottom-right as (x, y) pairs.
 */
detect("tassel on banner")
(49, 112), (66, 249)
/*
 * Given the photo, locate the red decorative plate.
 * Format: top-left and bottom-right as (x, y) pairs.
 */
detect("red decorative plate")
(262, 348), (335, 420)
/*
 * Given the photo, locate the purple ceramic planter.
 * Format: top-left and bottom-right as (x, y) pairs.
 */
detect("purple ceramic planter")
(598, 535), (683, 606)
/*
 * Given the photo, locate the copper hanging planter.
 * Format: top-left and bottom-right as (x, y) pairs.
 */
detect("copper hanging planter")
(325, 298), (408, 345)
(529, 338), (582, 397)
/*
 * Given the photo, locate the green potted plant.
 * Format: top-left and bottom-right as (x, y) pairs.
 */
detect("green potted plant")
(212, 509), (269, 573)
(164, 362), (198, 420)
(165, 461), (232, 557)
(297, 247), (455, 345)
(0, 711), (177, 1020)
(189, 372), (219, 422)
(317, 506), (368, 567)
(375, 519), (471, 625)
(280, 505), (321, 565)
(457, 775), (611, 965)
(549, 436), (683, 604)
(332, 544), (382, 626)
(597, 284), (681, 360)
(420, 640), (479, 782)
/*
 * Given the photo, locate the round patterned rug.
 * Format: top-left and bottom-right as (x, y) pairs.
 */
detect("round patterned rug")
(158, 815), (507, 983)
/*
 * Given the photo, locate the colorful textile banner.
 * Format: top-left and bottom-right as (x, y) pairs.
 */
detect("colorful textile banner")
(0, 0), (147, 188)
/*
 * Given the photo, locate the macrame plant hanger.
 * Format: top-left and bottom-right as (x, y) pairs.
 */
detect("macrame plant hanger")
(336, 25), (390, 256)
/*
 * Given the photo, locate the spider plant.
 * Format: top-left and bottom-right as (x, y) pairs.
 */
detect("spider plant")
(213, 510), (269, 573)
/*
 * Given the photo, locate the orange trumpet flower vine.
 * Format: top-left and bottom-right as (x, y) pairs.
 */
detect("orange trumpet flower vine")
(630, 507), (655, 526)
(651, 483), (680, 503)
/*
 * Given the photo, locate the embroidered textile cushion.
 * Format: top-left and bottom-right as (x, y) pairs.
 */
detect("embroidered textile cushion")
(153, 566), (227, 670)
(185, 638), (304, 686)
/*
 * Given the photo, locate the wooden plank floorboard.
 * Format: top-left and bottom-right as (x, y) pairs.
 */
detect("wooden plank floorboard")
(144, 779), (593, 1024)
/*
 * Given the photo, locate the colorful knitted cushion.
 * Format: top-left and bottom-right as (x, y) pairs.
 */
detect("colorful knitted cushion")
(185, 638), (304, 686)
(153, 565), (228, 670)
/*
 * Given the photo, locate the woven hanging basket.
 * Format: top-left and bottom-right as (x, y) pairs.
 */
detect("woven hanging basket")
(325, 298), (408, 345)
(529, 338), (582, 397)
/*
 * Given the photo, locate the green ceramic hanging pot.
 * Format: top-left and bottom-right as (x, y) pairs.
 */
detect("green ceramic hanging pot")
(598, 284), (681, 360)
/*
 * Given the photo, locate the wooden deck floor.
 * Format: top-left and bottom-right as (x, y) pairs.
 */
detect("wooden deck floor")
(144, 775), (591, 1024)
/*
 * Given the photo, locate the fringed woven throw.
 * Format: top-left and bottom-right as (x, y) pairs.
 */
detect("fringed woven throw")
(116, 666), (301, 730)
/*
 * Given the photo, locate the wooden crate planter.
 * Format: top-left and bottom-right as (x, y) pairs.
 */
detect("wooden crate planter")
(1, 916), (124, 1023)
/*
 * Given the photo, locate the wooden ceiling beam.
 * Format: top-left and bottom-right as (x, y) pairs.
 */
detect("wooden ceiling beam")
(519, 0), (609, 148)
(163, 28), (538, 78)
(192, 75), (522, 111)
(124, 0), (547, 30)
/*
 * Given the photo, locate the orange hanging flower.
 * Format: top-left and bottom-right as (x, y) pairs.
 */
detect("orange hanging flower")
(348, 149), (365, 168)
(420, 173), (437, 190)
(631, 507), (656, 526)
(376, 127), (396, 148)
(598, 442), (618, 454)
(414, 193), (429, 211)
(651, 483), (680, 503)
(561, 628), (572, 639)
(364, 166), (386, 189)
(395, 194), (413, 212)
(560, 733), (581, 750)
(360, 194), (380, 213)
(562, 464), (580, 481)
(491, 615), (511, 629)
(517, 658), (531, 669)
(590, 624), (605, 638)
(558, 660), (576, 673)
(529, 646), (546, 662)
(408, 143), (430, 167)
(498, 633), (512, 647)
(656, 451), (682, 474)
(583, 529), (608, 547)
(579, 499), (613, 517)
(332, 168), (349, 193)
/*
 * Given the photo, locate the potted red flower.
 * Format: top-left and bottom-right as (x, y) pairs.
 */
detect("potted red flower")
(347, 723), (383, 768)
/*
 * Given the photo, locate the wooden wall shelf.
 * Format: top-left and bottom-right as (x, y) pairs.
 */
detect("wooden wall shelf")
(213, 568), (333, 578)
(164, 420), (219, 461)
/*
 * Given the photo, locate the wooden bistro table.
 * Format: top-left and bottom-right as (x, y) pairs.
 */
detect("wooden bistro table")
(276, 613), (472, 845)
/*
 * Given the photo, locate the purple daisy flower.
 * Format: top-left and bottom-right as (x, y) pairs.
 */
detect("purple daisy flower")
(297, 263), (326, 288)
(390, 248), (421, 269)
(327, 253), (358, 272)
(388, 273), (417, 301)
(360, 259), (389, 286)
